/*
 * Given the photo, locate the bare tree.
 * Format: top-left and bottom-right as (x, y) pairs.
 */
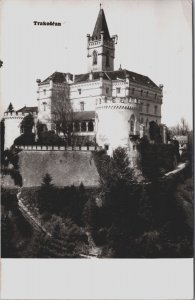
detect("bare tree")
(169, 118), (190, 137)
(45, 85), (74, 141)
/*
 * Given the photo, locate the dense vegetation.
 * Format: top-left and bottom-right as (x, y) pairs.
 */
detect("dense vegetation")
(1, 146), (193, 258)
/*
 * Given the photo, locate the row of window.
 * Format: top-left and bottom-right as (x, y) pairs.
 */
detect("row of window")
(69, 121), (94, 132)
(140, 103), (158, 114)
(77, 87), (158, 97)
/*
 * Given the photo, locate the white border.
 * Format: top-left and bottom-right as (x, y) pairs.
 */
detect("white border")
(1, 258), (194, 299)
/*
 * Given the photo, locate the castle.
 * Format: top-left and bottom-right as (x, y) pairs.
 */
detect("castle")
(4, 7), (164, 153)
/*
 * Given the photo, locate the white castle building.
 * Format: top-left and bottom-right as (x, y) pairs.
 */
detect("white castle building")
(4, 7), (164, 152)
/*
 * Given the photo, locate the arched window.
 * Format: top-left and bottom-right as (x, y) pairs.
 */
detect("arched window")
(106, 51), (110, 67)
(81, 122), (86, 132)
(93, 51), (97, 65)
(130, 114), (135, 134)
(75, 122), (80, 132)
(88, 121), (94, 132)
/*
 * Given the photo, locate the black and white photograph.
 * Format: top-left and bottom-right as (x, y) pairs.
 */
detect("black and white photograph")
(0, 0), (193, 298)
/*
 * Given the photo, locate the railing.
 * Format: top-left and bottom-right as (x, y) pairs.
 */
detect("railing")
(15, 145), (101, 151)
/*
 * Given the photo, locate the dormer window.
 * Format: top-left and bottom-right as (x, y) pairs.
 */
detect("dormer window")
(93, 51), (98, 65)
(78, 88), (81, 95)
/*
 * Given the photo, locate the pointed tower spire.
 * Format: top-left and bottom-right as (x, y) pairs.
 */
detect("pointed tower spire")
(87, 7), (117, 72)
(92, 7), (110, 40)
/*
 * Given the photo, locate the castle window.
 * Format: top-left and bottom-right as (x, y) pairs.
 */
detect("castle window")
(116, 87), (121, 94)
(106, 87), (109, 94)
(81, 122), (86, 132)
(155, 93), (157, 99)
(43, 102), (47, 111)
(93, 51), (98, 65)
(146, 103), (150, 113)
(140, 102), (143, 112)
(88, 121), (94, 132)
(74, 122), (80, 132)
(130, 114), (135, 134)
(80, 102), (84, 111)
(106, 51), (110, 67)
(132, 88), (135, 94)
(140, 117), (143, 124)
(154, 105), (157, 114)
(43, 89), (46, 95)
(146, 91), (149, 97)
(78, 89), (81, 95)
(141, 90), (143, 96)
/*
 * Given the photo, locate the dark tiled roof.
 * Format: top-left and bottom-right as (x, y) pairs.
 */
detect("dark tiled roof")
(73, 111), (95, 121)
(74, 69), (160, 89)
(17, 106), (38, 113)
(92, 8), (111, 40)
(41, 72), (73, 84)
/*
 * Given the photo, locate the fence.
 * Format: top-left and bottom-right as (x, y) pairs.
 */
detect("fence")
(15, 144), (101, 151)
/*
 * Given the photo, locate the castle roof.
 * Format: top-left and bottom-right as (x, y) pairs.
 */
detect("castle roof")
(73, 111), (95, 121)
(17, 106), (38, 113)
(41, 72), (73, 84)
(74, 69), (160, 89)
(92, 8), (111, 40)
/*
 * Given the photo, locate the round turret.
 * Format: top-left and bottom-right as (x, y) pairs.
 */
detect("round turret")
(95, 96), (140, 153)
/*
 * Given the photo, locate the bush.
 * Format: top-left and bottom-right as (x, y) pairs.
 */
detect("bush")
(14, 133), (35, 145)
(38, 130), (64, 145)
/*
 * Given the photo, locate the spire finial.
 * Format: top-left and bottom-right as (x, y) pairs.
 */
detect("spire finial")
(100, 3), (102, 9)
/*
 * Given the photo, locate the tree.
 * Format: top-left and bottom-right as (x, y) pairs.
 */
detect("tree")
(149, 121), (162, 143)
(169, 118), (190, 137)
(20, 113), (34, 134)
(1, 118), (5, 153)
(37, 173), (55, 213)
(0, 60), (3, 68)
(50, 87), (74, 140)
(97, 147), (143, 257)
(7, 102), (14, 112)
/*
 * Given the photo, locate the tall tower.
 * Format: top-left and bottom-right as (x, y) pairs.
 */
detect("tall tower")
(87, 7), (117, 72)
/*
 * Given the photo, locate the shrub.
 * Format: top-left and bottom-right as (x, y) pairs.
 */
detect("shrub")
(14, 133), (35, 145)
(38, 130), (64, 145)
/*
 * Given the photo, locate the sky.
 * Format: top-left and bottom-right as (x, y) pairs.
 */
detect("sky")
(0, 0), (193, 128)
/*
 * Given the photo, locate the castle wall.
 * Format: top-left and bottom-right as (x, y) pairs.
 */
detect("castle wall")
(4, 114), (23, 149)
(70, 81), (101, 111)
(18, 150), (100, 187)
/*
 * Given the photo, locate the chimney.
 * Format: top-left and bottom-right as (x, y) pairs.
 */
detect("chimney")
(36, 79), (41, 84)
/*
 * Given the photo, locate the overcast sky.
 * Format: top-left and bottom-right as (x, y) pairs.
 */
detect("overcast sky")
(0, 0), (192, 128)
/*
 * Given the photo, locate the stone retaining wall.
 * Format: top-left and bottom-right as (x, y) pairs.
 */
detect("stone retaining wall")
(15, 145), (101, 151)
